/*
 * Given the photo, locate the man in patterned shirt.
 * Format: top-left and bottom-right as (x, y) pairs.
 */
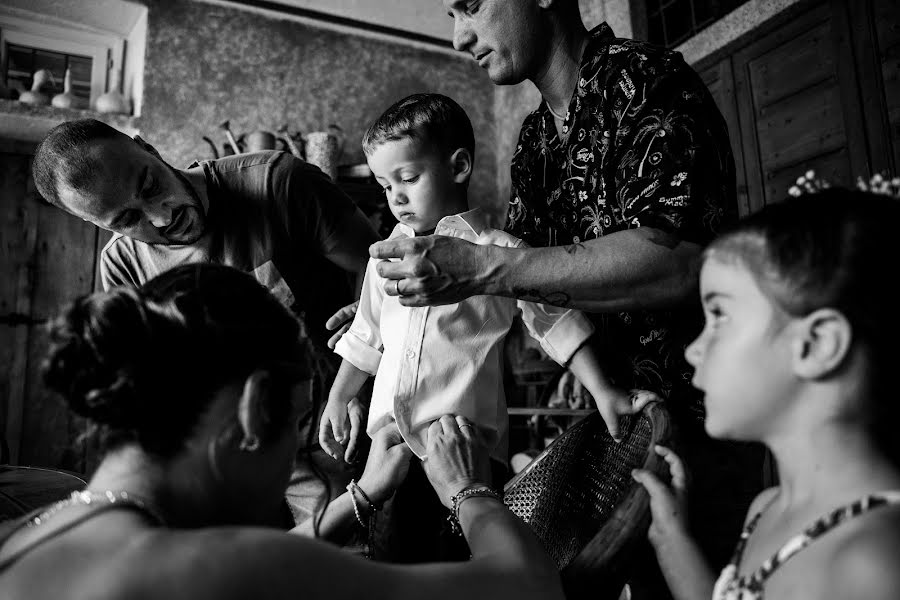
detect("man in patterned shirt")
(361, 0), (763, 591)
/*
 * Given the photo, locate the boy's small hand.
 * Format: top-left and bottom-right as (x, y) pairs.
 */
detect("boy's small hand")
(590, 387), (661, 442)
(318, 397), (351, 460)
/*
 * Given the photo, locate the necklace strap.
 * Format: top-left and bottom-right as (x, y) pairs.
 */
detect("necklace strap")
(27, 489), (166, 528)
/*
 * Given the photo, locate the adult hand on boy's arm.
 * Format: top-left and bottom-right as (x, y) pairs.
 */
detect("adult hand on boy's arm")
(325, 301), (358, 350)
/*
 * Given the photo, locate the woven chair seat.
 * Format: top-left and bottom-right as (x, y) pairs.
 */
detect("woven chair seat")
(503, 402), (672, 598)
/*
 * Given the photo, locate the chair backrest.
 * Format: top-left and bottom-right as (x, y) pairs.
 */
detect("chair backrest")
(503, 402), (673, 599)
(0, 466), (87, 523)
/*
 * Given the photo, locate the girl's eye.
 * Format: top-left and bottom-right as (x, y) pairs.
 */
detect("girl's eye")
(402, 175), (420, 184)
(382, 186), (391, 194)
(706, 306), (727, 327)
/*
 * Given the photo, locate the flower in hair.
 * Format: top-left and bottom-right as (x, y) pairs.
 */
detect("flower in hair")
(788, 170), (830, 197)
(788, 169), (900, 199)
(856, 172), (900, 198)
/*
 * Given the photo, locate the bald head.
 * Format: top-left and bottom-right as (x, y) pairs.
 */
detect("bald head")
(33, 119), (131, 210)
(32, 119), (207, 245)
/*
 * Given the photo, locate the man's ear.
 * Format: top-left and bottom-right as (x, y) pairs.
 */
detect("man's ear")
(133, 135), (163, 160)
(450, 148), (473, 185)
(235, 370), (272, 451)
(791, 308), (853, 379)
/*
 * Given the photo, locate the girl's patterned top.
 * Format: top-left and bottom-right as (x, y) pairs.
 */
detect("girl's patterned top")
(713, 491), (900, 600)
(507, 23), (737, 420)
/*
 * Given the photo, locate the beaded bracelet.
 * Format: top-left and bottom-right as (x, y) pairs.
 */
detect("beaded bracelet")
(447, 486), (503, 535)
(346, 479), (380, 559)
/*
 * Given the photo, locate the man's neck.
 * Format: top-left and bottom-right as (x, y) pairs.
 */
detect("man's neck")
(182, 165), (210, 216)
(533, 24), (590, 117)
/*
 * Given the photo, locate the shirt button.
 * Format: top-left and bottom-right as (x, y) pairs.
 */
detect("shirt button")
(405, 349), (416, 359)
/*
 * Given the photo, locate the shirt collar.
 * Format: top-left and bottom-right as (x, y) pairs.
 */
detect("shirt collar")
(391, 207), (489, 239)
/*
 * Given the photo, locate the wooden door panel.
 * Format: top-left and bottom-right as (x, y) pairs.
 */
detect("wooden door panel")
(874, 0), (900, 171)
(733, 1), (862, 211)
(746, 19), (836, 110)
(1, 144), (100, 469)
(699, 58), (750, 216)
(755, 82), (846, 173)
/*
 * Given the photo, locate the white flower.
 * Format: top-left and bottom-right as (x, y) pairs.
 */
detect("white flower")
(788, 186), (801, 197)
(805, 169), (815, 180)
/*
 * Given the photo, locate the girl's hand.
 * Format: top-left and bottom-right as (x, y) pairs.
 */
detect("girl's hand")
(357, 422), (413, 506)
(632, 445), (690, 549)
(422, 415), (493, 508)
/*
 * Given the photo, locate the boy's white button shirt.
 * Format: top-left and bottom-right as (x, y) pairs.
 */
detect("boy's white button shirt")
(334, 208), (594, 459)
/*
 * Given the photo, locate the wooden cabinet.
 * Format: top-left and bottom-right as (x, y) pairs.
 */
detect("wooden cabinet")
(0, 138), (107, 471)
(696, 0), (897, 216)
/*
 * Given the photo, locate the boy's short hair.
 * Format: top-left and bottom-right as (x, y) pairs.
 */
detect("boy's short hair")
(362, 93), (475, 159)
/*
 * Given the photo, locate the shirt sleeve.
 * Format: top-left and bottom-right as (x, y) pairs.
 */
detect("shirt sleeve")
(611, 53), (737, 244)
(333, 257), (385, 375)
(499, 233), (595, 364)
(99, 240), (139, 291)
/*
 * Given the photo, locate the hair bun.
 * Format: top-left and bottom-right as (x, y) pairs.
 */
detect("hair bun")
(42, 287), (163, 427)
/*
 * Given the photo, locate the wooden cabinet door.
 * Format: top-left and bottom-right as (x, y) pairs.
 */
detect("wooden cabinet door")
(732, 1), (871, 212)
(699, 58), (751, 217)
(1, 139), (102, 471)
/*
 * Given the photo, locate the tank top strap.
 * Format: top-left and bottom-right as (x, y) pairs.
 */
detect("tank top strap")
(714, 491), (900, 600)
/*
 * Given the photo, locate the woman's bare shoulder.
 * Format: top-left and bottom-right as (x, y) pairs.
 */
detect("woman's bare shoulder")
(109, 527), (374, 600)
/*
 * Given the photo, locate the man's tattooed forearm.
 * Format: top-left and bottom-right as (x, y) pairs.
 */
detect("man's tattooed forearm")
(564, 242), (586, 255)
(512, 288), (572, 307)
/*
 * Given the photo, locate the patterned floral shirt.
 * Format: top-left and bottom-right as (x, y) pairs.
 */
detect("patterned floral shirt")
(507, 23), (737, 419)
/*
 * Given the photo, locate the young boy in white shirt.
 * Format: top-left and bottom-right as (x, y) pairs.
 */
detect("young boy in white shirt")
(320, 93), (644, 561)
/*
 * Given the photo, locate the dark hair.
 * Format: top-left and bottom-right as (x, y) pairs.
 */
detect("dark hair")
(42, 263), (307, 457)
(706, 188), (900, 460)
(362, 93), (475, 159)
(32, 119), (123, 208)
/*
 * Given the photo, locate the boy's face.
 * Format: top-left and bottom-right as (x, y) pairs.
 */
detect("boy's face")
(367, 137), (469, 233)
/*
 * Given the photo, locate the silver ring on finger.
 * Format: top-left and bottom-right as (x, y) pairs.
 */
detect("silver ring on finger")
(394, 279), (403, 297)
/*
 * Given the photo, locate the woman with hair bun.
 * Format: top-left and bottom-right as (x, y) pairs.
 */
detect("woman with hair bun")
(0, 263), (563, 600)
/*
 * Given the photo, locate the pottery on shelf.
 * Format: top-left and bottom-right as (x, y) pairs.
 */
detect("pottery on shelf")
(95, 66), (130, 115)
(51, 68), (87, 110)
(18, 69), (53, 106)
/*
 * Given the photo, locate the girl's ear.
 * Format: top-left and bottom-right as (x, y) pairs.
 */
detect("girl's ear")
(450, 148), (473, 185)
(792, 308), (853, 379)
(235, 370), (272, 451)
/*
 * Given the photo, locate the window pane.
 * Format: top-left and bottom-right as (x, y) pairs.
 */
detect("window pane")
(3, 43), (92, 101)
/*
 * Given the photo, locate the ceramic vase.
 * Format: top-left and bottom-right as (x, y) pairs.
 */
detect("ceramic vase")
(95, 66), (129, 115)
(18, 69), (52, 106)
(51, 68), (86, 109)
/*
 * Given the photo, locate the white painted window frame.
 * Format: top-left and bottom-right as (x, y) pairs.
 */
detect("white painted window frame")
(0, 14), (125, 108)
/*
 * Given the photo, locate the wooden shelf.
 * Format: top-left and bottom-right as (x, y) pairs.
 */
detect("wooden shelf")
(0, 98), (140, 143)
